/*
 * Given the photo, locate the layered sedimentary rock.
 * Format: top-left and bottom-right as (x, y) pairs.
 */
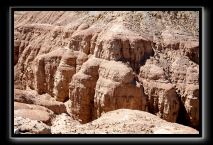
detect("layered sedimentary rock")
(69, 26), (101, 55)
(94, 24), (154, 70)
(93, 61), (148, 119)
(69, 57), (148, 123)
(170, 56), (199, 129)
(184, 85), (199, 128)
(34, 48), (67, 95)
(69, 57), (102, 123)
(14, 11), (200, 133)
(14, 89), (67, 114)
(139, 63), (180, 122)
(53, 49), (77, 102)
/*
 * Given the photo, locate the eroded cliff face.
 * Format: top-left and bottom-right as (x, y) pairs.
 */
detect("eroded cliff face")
(14, 11), (199, 133)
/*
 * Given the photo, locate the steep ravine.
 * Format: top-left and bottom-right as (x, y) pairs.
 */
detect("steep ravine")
(14, 11), (199, 134)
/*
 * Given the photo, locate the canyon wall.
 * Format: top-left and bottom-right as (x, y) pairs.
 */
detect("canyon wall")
(14, 11), (199, 133)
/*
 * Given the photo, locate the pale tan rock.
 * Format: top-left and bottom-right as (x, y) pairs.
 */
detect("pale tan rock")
(64, 100), (72, 116)
(14, 89), (37, 104)
(77, 23), (89, 30)
(14, 101), (54, 114)
(14, 89), (67, 114)
(94, 28), (153, 70)
(170, 56), (190, 84)
(72, 109), (198, 134)
(139, 64), (166, 81)
(51, 113), (80, 134)
(75, 51), (88, 72)
(14, 102), (55, 125)
(14, 116), (51, 134)
(69, 27), (101, 54)
(186, 66), (199, 84)
(15, 109), (52, 124)
(33, 94), (67, 115)
(161, 26), (199, 64)
(98, 61), (134, 83)
(14, 11), (199, 132)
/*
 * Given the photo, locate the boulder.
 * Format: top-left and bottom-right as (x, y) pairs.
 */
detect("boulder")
(14, 116), (51, 134)
(14, 102), (55, 125)
(14, 89), (67, 114)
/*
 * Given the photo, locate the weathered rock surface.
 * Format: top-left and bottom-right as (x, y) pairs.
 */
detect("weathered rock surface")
(63, 109), (198, 134)
(53, 49), (77, 102)
(69, 58), (148, 123)
(51, 113), (80, 134)
(33, 48), (67, 96)
(64, 100), (72, 116)
(93, 60), (148, 119)
(139, 63), (180, 122)
(14, 89), (67, 114)
(14, 102), (55, 125)
(69, 57), (102, 123)
(170, 57), (199, 129)
(137, 42), (199, 129)
(181, 84), (199, 128)
(94, 26), (154, 70)
(14, 116), (51, 134)
(14, 11), (199, 133)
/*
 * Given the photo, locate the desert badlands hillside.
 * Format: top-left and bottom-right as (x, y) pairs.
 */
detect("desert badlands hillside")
(14, 11), (199, 134)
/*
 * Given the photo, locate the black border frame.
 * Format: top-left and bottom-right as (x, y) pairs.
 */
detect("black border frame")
(0, 3), (210, 144)
(10, 6), (203, 138)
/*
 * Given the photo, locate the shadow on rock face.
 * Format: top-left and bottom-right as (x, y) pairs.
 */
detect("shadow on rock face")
(176, 95), (197, 130)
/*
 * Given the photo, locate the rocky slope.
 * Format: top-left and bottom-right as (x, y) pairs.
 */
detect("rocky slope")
(14, 11), (199, 134)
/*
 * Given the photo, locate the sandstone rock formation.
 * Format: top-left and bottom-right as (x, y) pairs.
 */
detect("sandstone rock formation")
(14, 116), (51, 134)
(51, 113), (80, 134)
(14, 11), (199, 134)
(14, 102), (55, 125)
(50, 109), (198, 134)
(69, 57), (102, 123)
(93, 60), (148, 119)
(14, 89), (67, 114)
(81, 109), (198, 134)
